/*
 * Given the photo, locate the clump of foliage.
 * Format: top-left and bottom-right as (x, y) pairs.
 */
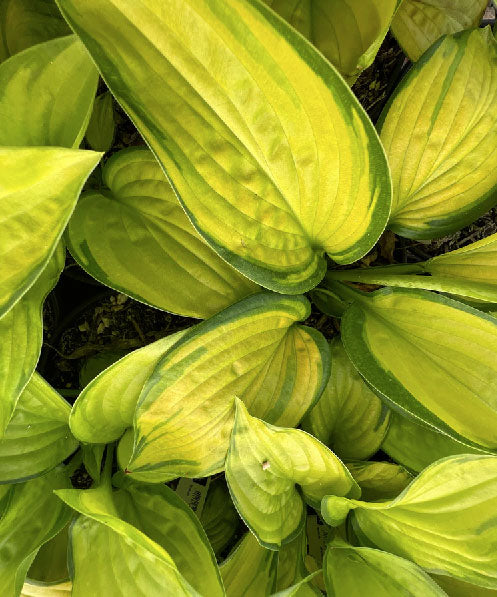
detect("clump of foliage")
(1, 0), (497, 595)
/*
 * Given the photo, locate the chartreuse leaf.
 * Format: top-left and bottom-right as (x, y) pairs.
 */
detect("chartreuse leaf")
(0, 35), (98, 147)
(55, 485), (199, 596)
(337, 284), (497, 451)
(70, 330), (187, 444)
(67, 147), (259, 319)
(0, 147), (101, 317)
(0, 242), (64, 437)
(262, 0), (400, 83)
(0, 468), (71, 595)
(85, 91), (115, 152)
(434, 574), (497, 596)
(20, 581), (72, 596)
(27, 522), (69, 584)
(378, 28), (497, 240)
(302, 337), (389, 460)
(226, 399), (359, 549)
(323, 540), (447, 596)
(220, 532), (278, 597)
(125, 293), (329, 482)
(200, 478), (240, 556)
(0, 0), (70, 61)
(382, 411), (484, 473)
(322, 455), (497, 589)
(56, 0), (391, 293)
(391, 0), (487, 61)
(276, 531), (320, 596)
(346, 461), (413, 501)
(0, 372), (78, 483)
(112, 475), (224, 596)
(69, 516), (197, 596)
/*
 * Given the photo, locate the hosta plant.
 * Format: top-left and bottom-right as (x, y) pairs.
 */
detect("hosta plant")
(1, 0), (497, 595)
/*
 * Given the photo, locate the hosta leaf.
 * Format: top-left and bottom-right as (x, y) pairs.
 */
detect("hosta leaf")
(338, 285), (497, 451)
(263, 0), (400, 83)
(85, 91), (115, 152)
(346, 461), (413, 501)
(302, 337), (389, 460)
(0, 243), (64, 437)
(70, 330), (187, 444)
(383, 411), (484, 473)
(112, 476), (224, 597)
(0, 35), (98, 147)
(125, 293), (329, 482)
(20, 581), (72, 597)
(68, 516), (197, 597)
(0, 468), (71, 596)
(200, 478), (240, 556)
(0, 0), (70, 61)
(323, 541), (447, 596)
(56, 0), (391, 293)
(0, 147), (101, 317)
(391, 0), (487, 61)
(0, 373), (78, 483)
(434, 574), (497, 596)
(27, 523), (69, 584)
(322, 455), (497, 589)
(67, 147), (259, 318)
(378, 28), (497, 239)
(226, 399), (359, 549)
(220, 532), (278, 597)
(276, 531), (320, 596)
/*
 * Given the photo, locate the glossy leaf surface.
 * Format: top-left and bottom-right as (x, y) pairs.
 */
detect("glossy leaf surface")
(67, 147), (259, 318)
(0, 373), (78, 483)
(220, 532), (277, 597)
(302, 337), (389, 460)
(226, 399), (359, 549)
(263, 0), (400, 83)
(324, 542), (447, 596)
(57, 0), (392, 293)
(322, 455), (497, 589)
(0, 243), (64, 437)
(126, 293), (329, 481)
(70, 330), (187, 444)
(0, 35), (98, 147)
(340, 286), (497, 450)
(383, 411), (484, 473)
(0, 0), (70, 61)
(391, 0), (487, 61)
(0, 147), (100, 317)
(0, 469), (71, 595)
(379, 28), (497, 239)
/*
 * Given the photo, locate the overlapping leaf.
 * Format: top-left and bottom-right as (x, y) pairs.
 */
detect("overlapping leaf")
(70, 330), (187, 444)
(263, 0), (400, 83)
(200, 478), (239, 556)
(302, 337), (389, 460)
(85, 91), (115, 152)
(56, 0), (392, 293)
(382, 411), (484, 473)
(323, 541), (447, 596)
(20, 581), (72, 596)
(346, 461), (413, 501)
(226, 399), (359, 549)
(124, 293), (329, 482)
(0, 0), (70, 62)
(391, 0), (487, 61)
(67, 147), (259, 318)
(220, 532), (278, 597)
(338, 285), (497, 450)
(27, 523), (69, 584)
(0, 373), (78, 483)
(0, 35), (98, 147)
(276, 531), (320, 596)
(0, 147), (101, 318)
(0, 243), (64, 437)
(0, 468), (71, 596)
(322, 454), (497, 589)
(379, 28), (497, 239)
